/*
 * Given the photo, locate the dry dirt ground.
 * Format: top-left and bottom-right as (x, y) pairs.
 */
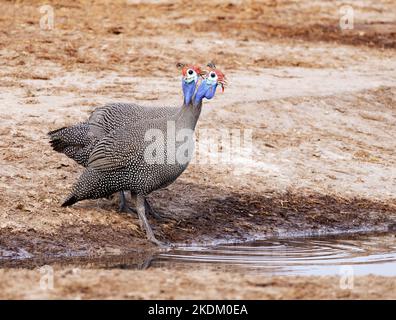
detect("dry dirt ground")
(1, 267), (396, 300)
(0, 0), (395, 299)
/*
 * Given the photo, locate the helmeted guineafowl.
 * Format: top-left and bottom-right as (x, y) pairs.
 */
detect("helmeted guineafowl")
(48, 64), (203, 214)
(61, 65), (226, 245)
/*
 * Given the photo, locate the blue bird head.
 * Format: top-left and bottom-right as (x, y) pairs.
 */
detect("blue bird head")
(193, 67), (226, 105)
(179, 64), (203, 106)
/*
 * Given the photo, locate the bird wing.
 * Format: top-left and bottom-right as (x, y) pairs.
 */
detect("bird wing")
(87, 103), (144, 139)
(87, 127), (141, 172)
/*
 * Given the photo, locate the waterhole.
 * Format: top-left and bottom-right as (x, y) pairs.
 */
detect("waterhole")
(2, 232), (396, 276)
(147, 232), (396, 276)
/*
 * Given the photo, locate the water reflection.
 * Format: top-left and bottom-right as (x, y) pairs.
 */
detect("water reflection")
(2, 232), (395, 276)
(148, 233), (396, 276)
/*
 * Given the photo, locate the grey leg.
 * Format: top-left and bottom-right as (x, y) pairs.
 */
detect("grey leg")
(119, 191), (142, 216)
(136, 194), (164, 246)
(144, 198), (167, 220)
(130, 193), (137, 208)
(118, 191), (134, 213)
(129, 192), (165, 220)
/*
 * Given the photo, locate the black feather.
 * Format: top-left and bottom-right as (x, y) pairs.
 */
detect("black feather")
(62, 195), (78, 207)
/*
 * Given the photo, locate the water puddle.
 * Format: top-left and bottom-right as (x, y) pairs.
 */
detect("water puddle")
(2, 232), (396, 276)
(148, 232), (396, 276)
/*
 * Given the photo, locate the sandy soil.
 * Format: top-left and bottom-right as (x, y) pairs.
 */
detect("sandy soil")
(0, 0), (395, 299)
(1, 267), (395, 300)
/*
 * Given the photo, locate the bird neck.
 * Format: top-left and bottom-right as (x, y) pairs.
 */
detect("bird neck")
(174, 101), (202, 130)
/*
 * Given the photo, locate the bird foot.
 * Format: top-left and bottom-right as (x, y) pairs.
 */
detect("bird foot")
(119, 204), (137, 215)
(148, 236), (174, 248)
(150, 237), (168, 247)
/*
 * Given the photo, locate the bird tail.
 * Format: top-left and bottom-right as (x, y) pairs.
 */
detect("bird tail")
(48, 124), (90, 152)
(47, 124), (93, 167)
(48, 126), (67, 136)
(48, 127), (69, 153)
(62, 194), (78, 207)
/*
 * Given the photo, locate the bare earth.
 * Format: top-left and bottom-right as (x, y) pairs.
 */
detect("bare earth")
(1, 268), (396, 300)
(0, 0), (395, 299)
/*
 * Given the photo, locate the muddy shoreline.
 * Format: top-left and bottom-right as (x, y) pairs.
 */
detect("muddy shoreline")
(1, 189), (395, 265)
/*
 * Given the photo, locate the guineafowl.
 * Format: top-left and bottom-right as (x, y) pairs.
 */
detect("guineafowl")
(48, 64), (203, 214)
(61, 66), (226, 245)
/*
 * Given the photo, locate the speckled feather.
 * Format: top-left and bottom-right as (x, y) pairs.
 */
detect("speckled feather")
(48, 102), (178, 167)
(62, 102), (202, 205)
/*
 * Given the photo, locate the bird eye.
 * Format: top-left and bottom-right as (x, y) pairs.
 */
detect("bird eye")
(186, 69), (198, 77)
(210, 71), (217, 79)
(183, 68), (198, 83)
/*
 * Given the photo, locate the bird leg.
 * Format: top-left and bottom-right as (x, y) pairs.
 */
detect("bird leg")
(135, 194), (164, 246)
(118, 191), (135, 214)
(128, 192), (167, 220)
(144, 198), (168, 220)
